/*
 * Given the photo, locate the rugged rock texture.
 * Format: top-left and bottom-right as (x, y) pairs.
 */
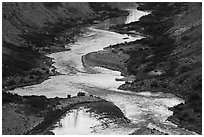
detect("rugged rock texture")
(2, 92), (107, 135)
(2, 2), (95, 90)
(109, 3), (201, 134)
(3, 3), (94, 45)
(2, 2), (128, 91)
(2, 2), (202, 135)
(2, 3), (129, 135)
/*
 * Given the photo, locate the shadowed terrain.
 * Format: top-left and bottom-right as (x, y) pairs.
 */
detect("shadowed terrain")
(86, 3), (202, 134)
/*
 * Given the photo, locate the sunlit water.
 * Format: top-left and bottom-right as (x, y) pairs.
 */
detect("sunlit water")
(52, 108), (101, 135)
(96, 5), (149, 30)
(10, 7), (196, 135)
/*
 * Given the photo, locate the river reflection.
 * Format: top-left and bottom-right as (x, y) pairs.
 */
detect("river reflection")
(51, 106), (137, 135)
(10, 5), (195, 135)
(96, 6), (149, 30)
(52, 108), (100, 135)
(96, 16), (127, 30)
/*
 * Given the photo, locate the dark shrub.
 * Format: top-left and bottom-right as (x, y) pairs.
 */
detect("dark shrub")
(150, 81), (159, 88)
(25, 95), (48, 110)
(67, 95), (71, 98)
(29, 68), (43, 76)
(8, 79), (15, 86)
(77, 92), (85, 96)
(2, 92), (23, 104)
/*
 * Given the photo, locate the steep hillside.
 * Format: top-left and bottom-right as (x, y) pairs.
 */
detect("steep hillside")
(109, 3), (202, 134)
(2, 2), (128, 91)
(2, 3), (129, 135)
(3, 3), (94, 46)
(2, 2), (91, 90)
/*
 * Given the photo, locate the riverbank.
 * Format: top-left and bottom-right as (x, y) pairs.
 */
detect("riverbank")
(82, 49), (129, 76)
(2, 92), (108, 135)
(130, 127), (166, 135)
(2, 2), (129, 92)
(3, 3), (133, 135)
(28, 95), (108, 135)
(45, 101), (131, 135)
(3, 2), (201, 135)
(83, 3), (202, 134)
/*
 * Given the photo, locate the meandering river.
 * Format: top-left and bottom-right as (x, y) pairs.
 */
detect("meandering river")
(10, 6), (196, 135)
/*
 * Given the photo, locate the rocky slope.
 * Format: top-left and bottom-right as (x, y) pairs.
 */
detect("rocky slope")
(118, 3), (202, 134)
(86, 2), (202, 134)
(2, 2), (129, 135)
(2, 2), (128, 91)
(2, 92), (112, 135)
(2, 2), (92, 91)
(2, 2), (202, 135)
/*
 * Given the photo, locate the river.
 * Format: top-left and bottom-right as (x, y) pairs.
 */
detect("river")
(10, 6), (196, 135)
